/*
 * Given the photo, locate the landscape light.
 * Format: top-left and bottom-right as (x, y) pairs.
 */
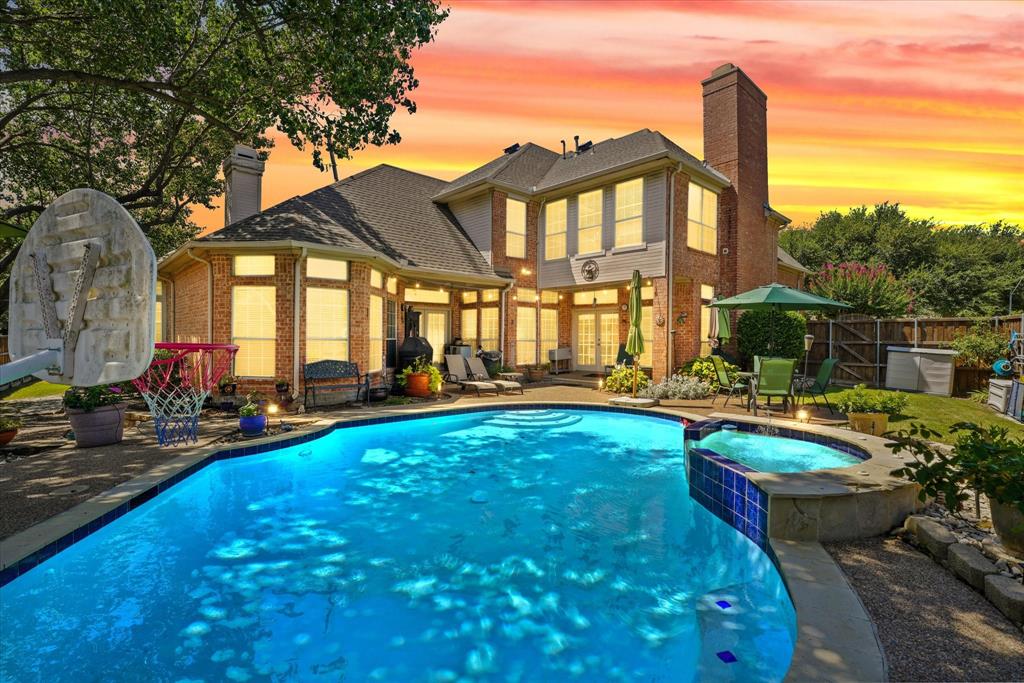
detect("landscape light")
(796, 409), (809, 423)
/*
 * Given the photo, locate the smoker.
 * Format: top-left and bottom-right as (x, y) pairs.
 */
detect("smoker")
(395, 306), (434, 394)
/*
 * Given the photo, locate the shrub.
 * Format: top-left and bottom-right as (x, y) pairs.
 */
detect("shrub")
(950, 321), (1006, 367)
(834, 384), (908, 415)
(604, 365), (649, 394)
(889, 422), (1024, 513)
(238, 402), (260, 417)
(679, 356), (737, 389)
(808, 262), (912, 317)
(640, 374), (711, 400)
(0, 415), (21, 431)
(63, 383), (130, 411)
(736, 310), (807, 363)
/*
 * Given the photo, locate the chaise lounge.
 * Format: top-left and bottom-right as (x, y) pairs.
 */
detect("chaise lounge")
(444, 355), (499, 396)
(467, 356), (523, 394)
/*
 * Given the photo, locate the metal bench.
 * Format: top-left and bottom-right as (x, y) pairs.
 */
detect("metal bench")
(303, 359), (370, 409)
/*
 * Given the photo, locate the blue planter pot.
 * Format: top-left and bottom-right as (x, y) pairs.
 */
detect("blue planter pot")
(239, 414), (267, 436)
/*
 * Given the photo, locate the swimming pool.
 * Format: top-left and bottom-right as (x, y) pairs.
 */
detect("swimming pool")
(0, 408), (795, 682)
(692, 428), (862, 473)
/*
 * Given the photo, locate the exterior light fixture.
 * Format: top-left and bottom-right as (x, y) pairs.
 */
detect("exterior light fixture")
(415, 282), (421, 288)
(796, 409), (810, 423)
(267, 403), (279, 415)
(521, 267), (532, 275)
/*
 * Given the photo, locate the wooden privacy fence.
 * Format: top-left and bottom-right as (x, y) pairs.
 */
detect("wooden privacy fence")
(804, 314), (1024, 392)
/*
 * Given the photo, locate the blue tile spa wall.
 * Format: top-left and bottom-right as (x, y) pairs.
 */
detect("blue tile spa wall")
(687, 446), (769, 550)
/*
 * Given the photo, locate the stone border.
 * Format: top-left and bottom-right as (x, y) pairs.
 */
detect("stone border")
(0, 401), (889, 680)
(903, 515), (1024, 627)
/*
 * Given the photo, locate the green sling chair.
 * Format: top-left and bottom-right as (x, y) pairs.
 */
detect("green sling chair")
(755, 358), (796, 415)
(710, 355), (747, 407)
(797, 357), (839, 414)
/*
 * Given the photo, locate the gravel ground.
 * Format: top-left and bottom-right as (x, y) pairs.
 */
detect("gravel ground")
(827, 536), (1024, 682)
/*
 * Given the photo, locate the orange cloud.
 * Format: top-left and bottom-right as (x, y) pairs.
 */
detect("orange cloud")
(194, 0), (1023, 233)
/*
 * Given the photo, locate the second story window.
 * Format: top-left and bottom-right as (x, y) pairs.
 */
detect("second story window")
(687, 182), (718, 254)
(545, 199), (567, 260)
(614, 178), (643, 248)
(577, 189), (602, 255)
(506, 198), (527, 258)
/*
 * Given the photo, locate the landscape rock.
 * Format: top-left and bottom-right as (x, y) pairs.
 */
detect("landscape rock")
(947, 543), (999, 591)
(914, 517), (957, 561)
(984, 574), (1024, 626)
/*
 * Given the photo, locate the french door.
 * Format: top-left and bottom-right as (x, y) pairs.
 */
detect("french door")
(574, 310), (619, 371)
(420, 310), (449, 363)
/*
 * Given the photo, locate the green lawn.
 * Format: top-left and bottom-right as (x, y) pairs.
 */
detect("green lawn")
(1, 379), (70, 401)
(801, 386), (1024, 445)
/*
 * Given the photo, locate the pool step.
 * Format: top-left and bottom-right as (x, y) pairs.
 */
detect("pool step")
(483, 410), (583, 429)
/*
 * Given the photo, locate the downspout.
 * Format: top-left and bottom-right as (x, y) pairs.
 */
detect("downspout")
(292, 247), (307, 400)
(186, 249), (213, 342)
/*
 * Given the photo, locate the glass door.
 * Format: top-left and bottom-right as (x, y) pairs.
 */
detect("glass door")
(421, 310), (449, 364)
(574, 310), (618, 371)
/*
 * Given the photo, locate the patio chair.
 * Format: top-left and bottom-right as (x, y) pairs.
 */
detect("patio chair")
(467, 356), (523, 394)
(710, 355), (747, 407)
(797, 357), (839, 414)
(443, 355), (499, 396)
(754, 358), (797, 415)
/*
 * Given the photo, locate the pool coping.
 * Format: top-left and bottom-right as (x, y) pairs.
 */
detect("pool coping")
(0, 401), (889, 681)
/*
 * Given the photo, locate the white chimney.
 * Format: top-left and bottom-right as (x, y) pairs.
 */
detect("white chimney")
(222, 145), (265, 225)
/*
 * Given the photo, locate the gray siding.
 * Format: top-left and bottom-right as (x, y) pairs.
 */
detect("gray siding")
(539, 170), (667, 288)
(449, 192), (492, 263)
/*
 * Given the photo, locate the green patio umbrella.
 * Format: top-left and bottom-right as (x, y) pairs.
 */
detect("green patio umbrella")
(712, 283), (850, 353)
(625, 270), (645, 398)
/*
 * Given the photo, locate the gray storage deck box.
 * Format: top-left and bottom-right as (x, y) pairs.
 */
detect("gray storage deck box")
(885, 347), (958, 396)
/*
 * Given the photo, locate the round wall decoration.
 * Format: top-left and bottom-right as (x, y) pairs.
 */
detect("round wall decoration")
(581, 259), (599, 282)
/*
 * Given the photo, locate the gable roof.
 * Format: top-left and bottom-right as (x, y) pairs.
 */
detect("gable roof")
(777, 245), (811, 274)
(436, 142), (559, 199)
(197, 165), (499, 280)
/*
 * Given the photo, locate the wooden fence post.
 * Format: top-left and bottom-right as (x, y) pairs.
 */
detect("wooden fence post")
(875, 319), (881, 387)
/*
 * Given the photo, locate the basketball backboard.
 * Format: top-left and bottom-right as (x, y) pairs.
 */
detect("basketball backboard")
(4, 189), (156, 386)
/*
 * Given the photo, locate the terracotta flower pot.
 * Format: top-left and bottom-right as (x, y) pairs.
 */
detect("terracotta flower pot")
(66, 403), (127, 448)
(405, 372), (431, 398)
(990, 499), (1024, 559)
(0, 429), (17, 446)
(846, 412), (888, 436)
(526, 368), (546, 382)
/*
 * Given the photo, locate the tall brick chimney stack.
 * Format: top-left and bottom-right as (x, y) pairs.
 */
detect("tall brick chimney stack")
(701, 64), (775, 296)
(222, 145), (265, 226)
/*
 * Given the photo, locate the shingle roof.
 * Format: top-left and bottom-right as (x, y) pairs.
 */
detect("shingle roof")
(198, 165), (499, 279)
(777, 245), (811, 273)
(438, 142), (558, 198)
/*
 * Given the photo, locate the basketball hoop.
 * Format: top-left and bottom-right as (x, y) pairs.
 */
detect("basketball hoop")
(132, 342), (238, 446)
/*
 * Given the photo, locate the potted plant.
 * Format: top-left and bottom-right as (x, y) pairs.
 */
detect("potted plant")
(0, 415), (21, 446)
(889, 422), (1024, 557)
(834, 384), (908, 435)
(274, 376), (290, 394)
(218, 375), (237, 396)
(526, 363), (548, 382)
(398, 356), (442, 398)
(63, 384), (129, 448)
(238, 398), (267, 437)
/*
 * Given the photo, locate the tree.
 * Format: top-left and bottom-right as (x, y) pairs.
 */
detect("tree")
(0, 0), (447, 316)
(808, 262), (912, 318)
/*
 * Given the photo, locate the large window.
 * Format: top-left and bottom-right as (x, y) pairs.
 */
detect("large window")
(386, 299), (397, 368)
(369, 294), (383, 372)
(540, 308), (558, 363)
(517, 287), (537, 303)
(573, 288), (618, 306)
(461, 309), (478, 352)
(405, 287), (450, 304)
(306, 256), (347, 280)
(370, 269), (383, 289)
(232, 285), (276, 376)
(306, 287), (349, 363)
(481, 289), (500, 303)
(517, 306), (537, 365)
(577, 189), (603, 255)
(461, 290), (478, 304)
(700, 284), (715, 356)
(480, 307), (499, 352)
(614, 178), (643, 248)
(687, 183), (719, 254)
(234, 255), (275, 276)
(545, 199), (567, 260)
(506, 198), (527, 258)
(540, 290), (560, 304)
(154, 280), (164, 342)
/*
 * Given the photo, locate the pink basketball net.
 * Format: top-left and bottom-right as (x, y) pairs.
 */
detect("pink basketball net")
(132, 342), (238, 446)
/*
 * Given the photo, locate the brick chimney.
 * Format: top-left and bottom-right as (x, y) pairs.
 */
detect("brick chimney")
(222, 145), (265, 226)
(702, 64), (775, 295)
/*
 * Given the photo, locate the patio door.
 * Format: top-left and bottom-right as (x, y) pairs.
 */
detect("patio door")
(574, 310), (619, 372)
(420, 309), (449, 363)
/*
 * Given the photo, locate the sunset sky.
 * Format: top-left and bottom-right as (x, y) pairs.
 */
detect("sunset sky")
(195, 0), (1023, 233)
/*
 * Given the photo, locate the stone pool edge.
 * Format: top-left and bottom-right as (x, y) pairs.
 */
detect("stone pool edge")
(0, 401), (889, 682)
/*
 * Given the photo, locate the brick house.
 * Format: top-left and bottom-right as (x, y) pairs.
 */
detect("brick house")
(156, 63), (805, 396)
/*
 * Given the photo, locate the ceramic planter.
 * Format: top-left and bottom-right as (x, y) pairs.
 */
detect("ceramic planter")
(846, 412), (889, 436)
(990, 499), (1024, 558)
(66, 403), (127, 448)
(0, 429), (17, 446)
(239, 414), (267, 437)
(405, 372), (431, 398)
(526, 368), (546, 382)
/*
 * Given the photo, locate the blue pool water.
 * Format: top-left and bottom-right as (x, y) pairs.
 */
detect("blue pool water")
(1, 409), (795, 682)
(694, 429), (861, 473)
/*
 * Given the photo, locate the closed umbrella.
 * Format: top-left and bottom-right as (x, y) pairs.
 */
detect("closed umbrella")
(708, 304), (731, 345)
(625, 270), (645, 398)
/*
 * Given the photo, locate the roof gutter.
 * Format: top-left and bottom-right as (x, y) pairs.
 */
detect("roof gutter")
(185, 249), (214, 342)
(534, 152), (731, 197)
